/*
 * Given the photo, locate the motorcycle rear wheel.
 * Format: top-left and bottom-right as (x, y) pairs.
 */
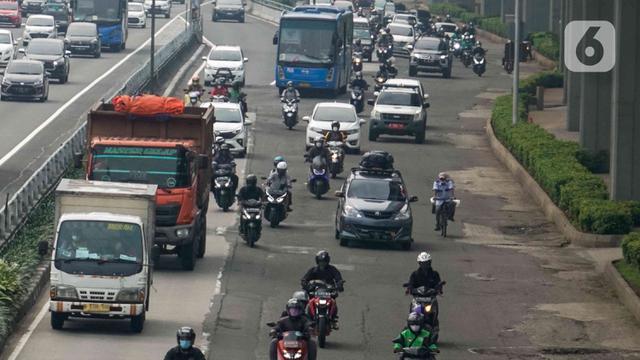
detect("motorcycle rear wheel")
(318, 317), (328, 348)
(246, 227), (259, 247)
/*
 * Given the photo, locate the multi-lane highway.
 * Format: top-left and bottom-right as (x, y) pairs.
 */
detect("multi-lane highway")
(3, 2), (640, 360)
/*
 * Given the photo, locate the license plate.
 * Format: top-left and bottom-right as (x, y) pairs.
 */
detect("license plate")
(298, 82), (311, 88)
(83, 303), (111, 313)
(73, 45), (90, 49)
(388, 123), (405, 129)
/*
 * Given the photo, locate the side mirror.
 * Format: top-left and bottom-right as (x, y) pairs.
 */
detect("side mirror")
(18, 48), (25, 54)
(302, 116), (310, 122)
(37, 240), (49, 256)
(266, 322), (276, 327)
(409, 195), (418, 202)
(244, 118), (253, 126)
(423, 94), (430, 100)
(272, 34), (278, 45)
(367, 98), (375, 106)
(198, 154), (208, 169)
(65, 50), (71, 56)
(13, 40), (17, 46)
(335, 190), (344, 197)
(423, 102), (430, 109)
(359, 118), (366, 125)
(73, 151), (83, 169)
(243, 57), (249, 63)
(260, 176), (268, 180)
(406, 44), (413, 50)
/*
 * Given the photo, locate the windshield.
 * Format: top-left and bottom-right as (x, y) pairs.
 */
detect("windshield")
(389, 25), (412, 37)
(7, 62), (42, 75)
(334, 1), (351, 9)
(209, 49), (242, 61)
(279, 19), (336, 65)
(43, 4), (67, 13)
(0, 2), (17, 10)
(74, 0), (122, 23)
(313, 106), (356, 122)
(0, 33), (10, 44)
(89, 146), (191, 188)
(377, 91), (420, 106)
(384, 3), (394, 12)
(26, 17), (54, 26)
(354, 28), (370, 40)
(415, 38), (444, 51)
(28, 41), (63, 55)
(68, 23), (97, 36)
(348, 179), (406, 201)
(128, 3), (143, 11)
(54, 220), (143, 276)
(217, 0), (242, 6)
(215, 107), (243, 123)
(438, 24), (457, 33)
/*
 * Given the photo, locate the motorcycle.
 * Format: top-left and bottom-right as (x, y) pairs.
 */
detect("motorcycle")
(373, 74), (387, 92)
(266, 324), (310, 360)
(306, 280), (338, 348)
(183, 89), (202, 107)
(430, 197), (460, 238)
(262, 181), (295, 227)
(306, 155), (330, 199)
(350, 86), (365, 113)
(450, 39), (462, 58)
(520, 40), (532, 61)
(240, 199), (263, 247)
(352, 51), (363, 72)
(405, 281), (446, 343)
(383, 60), (398, 78)
(376, 44), (392, 63)
(472, 53), (486, 77)
(281, 97), (299, 130)
(397, 347), (439, 360)
(460, 49), (472, 68)
(503, 58), (514, 74)
(326, 141), (345, 178)
(212, 163), (236, 211)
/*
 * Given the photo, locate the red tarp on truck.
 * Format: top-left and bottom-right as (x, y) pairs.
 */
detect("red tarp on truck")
(112, 95), (185, 116)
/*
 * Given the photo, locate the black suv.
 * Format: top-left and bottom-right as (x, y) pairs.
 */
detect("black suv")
(212, 0), (245, 23)
(42, 2), (71, 33)
(335, 167), (418, 249)
(21, 38), (70, 83)
(0, 59), (49, 102)
(65, 22), (101, 58)
(409, 36), (452, 78)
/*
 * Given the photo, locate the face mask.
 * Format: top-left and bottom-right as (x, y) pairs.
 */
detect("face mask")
(410, 325), (421, 333)
(179, 340), (192, 350)
(332, 128), (338, 132)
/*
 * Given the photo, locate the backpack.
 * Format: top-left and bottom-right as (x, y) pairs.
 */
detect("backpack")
(359, 150), (394, 170)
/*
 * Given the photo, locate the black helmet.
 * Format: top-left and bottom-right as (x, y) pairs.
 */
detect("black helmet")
(407, 312), (424, 327)
(221, 143), (231, 151)
(315, 250), (331, 264)
(355, 39), (361, 45)
(331, 121), (340, 130)
(355, 71), (363, 79)
(176, 326), (196, 344)
(285, 298), (304, 318)
(246, 174), (257, 187)
(385, 27), (391, 34)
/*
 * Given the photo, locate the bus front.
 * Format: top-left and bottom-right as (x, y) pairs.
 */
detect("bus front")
(275, 16), (340, 92)
(72, 0), (127, 51)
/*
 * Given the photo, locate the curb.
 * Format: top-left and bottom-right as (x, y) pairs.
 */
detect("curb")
(485, 117), (623, 248)
(604, 260), (640, 324)
(471, 27), (557, 70)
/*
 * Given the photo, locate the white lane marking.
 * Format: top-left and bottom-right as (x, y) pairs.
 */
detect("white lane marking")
(0, 6), (203, 168)
(163, 43), (206, 96)
(6, 302), (48, 360)
(270, 80), (276, 86)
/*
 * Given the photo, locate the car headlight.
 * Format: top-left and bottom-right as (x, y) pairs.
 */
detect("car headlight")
(414, 111), (422, 120)
(91, 38), (98, 44)
(175, 228), (190, 238)
(344, 128), (359, 135)
(232, 128), (242, 135)
(394, 204), (411, 220)
(50, 285), (78, 300)
(116, 287), (145, 302)
(34, 79), (43, 86)
(53, 60), (58, 67)
(309, 127), (323, 133)
(370, 109), (380, 119)
(440, 55), (447, 60)
(343, 204), (363, 218)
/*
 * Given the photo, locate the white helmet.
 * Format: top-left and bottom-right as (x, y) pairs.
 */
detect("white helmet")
(277, 161), (288, 170)
(417, 252), (431, 263)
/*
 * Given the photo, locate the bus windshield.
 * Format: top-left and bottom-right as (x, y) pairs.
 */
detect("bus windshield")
(279, 19), (336, 65)
(74, 0), (122, 23)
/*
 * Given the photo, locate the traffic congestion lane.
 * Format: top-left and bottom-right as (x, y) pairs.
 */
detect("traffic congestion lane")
(202, 15), (640, 360)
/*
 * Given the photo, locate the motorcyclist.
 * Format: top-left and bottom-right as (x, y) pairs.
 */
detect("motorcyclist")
(187, 75), (204, 93)
(270, 299), (317, 360)
(353, 38), (364, 54)
(305, 136), (331, 166)
(266, 161), (293, 211)
(212, 136), (225, 155)
(301, 250), (344, 328)
(324, 121), (347, 143)
(383, 58), (398, 77)
(444, 13), (452, 22)
(472, 40), (486, 57)
(375, 63), (390, 80)
(432, 172), (455, 230)
(392, 313), (438, 358)
(210, 77), (230, 99)
(280, 81), (300, 102)
(281, 290), (310, 318)
(164, 327), (206, 360)
(377, 27), (393, 49)
(350, 71), (369, 90)
(236, 174), (264, 234)
(407, 252), (443, 328)
(503, 39), (515, 65)
(212, 144), (238, 193)
(228, 80), (247, 115)
(467, 21), (476, 35)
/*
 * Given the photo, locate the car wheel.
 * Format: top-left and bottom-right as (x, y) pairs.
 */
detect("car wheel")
(212, 15), (217, 21)
(409, 66), (417, 77)
(15, 23), (20, 28)
(334, 228), (339, 239)
(414, 125), (425, 144)
(237, 149), (246, 158)
(94, 50), (101, 58)
(339, 237), (349, 247)
(0, 95), (5, 101)
(239, 16), (245, 23)
(142, 22), (146, 28)
(368, 130), (378, 142)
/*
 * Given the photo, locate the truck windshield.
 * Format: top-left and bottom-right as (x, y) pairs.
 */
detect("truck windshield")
(89, 145), (191, 189)
(54, 220), (143, 276)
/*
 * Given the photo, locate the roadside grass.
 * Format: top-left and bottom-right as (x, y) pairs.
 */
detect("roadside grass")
(614, 260), (640, 297)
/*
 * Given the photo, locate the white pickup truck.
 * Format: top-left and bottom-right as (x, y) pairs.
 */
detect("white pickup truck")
(40, 179), (157, 333)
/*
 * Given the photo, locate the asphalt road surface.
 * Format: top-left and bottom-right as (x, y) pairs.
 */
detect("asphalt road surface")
(4, 4), (640, 360)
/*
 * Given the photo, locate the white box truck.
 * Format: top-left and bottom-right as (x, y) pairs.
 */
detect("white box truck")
(42, 179), (157, 333)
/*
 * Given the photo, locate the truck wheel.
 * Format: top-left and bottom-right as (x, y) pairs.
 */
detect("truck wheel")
(130, 312), (145, 333)
(196, 216), (207, 258)
(415, 126), (425, 144)
(180, 241), (196, 271)
(51, 311), (65, 330)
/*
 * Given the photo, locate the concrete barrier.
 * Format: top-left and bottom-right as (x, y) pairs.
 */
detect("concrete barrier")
(605, 260), (640, 324)
(248, 0), (286, 24)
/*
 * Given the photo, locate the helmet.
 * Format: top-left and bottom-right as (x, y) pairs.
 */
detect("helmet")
(215, 136), (225, 145)
(287, 81), (294, 88)
(355, 71), (363, 79)
(176, 326), (196, 349)
(246, 174), (257, 187)
(331, 121), (340, 130)
(191, 75), (200, 84)
(276, 161), (288, 171)
(438, 172), (449, 180)
(285, 298), (304, 318)
(232, 80), (241, 90)
(385, 27), (391, 34)
(355, 39), (361, 45)
(417, 252), (432, 263)
(292, 290), (309, 307)
(407, 312), (424, 332)
(273, 155), (285, 168)
(314, 136), (324, 148)
(315, 250), (331, 264)
(220, 143), (231, 151)
(476, 41), (482, 47)
(436, 16), (441, 21)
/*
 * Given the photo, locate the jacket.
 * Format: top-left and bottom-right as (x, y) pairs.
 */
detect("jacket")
(301, 265), (344, 290)
(163, 346), (206, 360)
(392, 328), (438, 352)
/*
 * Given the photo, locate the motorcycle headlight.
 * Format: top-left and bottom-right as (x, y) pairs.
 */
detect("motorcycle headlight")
(394, 204), (411, 220)
(424, 304), (432, 313)
(343, 204), (363, 218)
(453, 43), (460, 49)
(116, 287), (145, 302)
(50, 285), (78, 300)
(276, 195), (286, 203)
(267, 194), (275, 202)
(175, 228), (190, 238)
(440, 55), (447, 60)
(318, 299), (328, 305)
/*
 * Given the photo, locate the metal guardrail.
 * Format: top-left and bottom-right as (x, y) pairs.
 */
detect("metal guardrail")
(0, 17), (198, 247)
(253, 0), (292, 12)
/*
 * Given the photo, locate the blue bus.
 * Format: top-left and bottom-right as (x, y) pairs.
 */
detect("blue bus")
(70, 0), (128, 51)
(273, 6), (353, 95)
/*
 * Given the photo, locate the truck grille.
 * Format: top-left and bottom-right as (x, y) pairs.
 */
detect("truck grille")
(381, 113), (412, 122)
(156, 203), (181, 226)
(78, 288), (117, 301)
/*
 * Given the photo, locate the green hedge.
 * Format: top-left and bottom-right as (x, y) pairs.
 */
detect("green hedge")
(529, 32), (560, 61)
(478, 17), (507, 38)
(428, 3), (470, 18)
(491, 94), (633, 235)
(622, 232), (640, 270)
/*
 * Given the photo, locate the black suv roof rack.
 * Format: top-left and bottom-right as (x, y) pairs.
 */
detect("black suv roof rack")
(351, 167), (402, 178)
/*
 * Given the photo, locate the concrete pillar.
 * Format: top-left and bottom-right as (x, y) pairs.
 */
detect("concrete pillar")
(565, 0), (584, 131)
(610, 0), (640, 200)
(549, 0), (555, 32)
(579, 0), (613, 155)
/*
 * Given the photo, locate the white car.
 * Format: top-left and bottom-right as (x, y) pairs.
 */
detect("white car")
(202, 45), (248, 86)
(304, 102), (366, 153)
(144, 0), (171, 18)
(392, 13), (418, 26)
(381, 78), (429, 103)
(127, 2), (147, 28)
(23, 15), (57, 46)
(200, 102), (251, 157)
(435, 22), (458, 38)
(0, 30), (17, 67)
(387, 22), (415, 56)
(368, 87), (428, 143)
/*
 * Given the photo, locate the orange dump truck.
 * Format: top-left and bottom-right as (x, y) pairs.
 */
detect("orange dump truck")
(85, 101), (215, 270)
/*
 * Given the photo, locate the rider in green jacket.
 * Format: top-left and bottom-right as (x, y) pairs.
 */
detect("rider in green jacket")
(393, 313), (438, 356)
